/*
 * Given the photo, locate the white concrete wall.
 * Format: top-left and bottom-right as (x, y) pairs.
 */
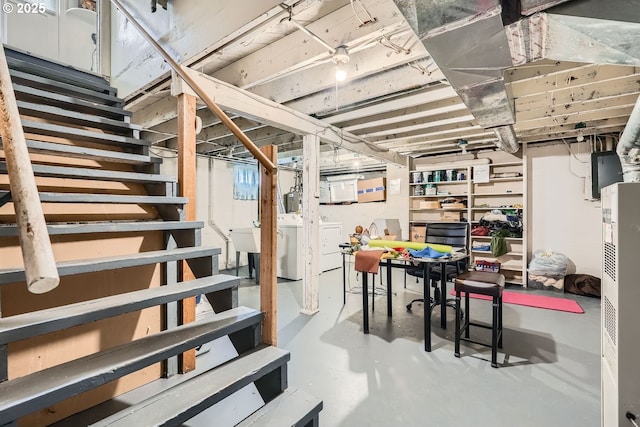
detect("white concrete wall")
(528, 142), (601, 277)
(319, 163), (410, 242)
(157, 148), (295, 270)
(158, 143), (600, 278)
(110, 0), (283, 97)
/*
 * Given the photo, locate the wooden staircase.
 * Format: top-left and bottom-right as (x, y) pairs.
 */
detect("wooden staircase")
(0, 47), (321, 427)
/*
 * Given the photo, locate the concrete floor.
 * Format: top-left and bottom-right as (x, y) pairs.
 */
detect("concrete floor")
(53, 264), (601, 426)
(237, 265), (601, 427)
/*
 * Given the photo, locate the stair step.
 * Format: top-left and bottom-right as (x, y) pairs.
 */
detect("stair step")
(0, 220), (204, 237)
(0, 275), (239, 344)
(0, 139), (161, 165)
(0, 161), (175, 184)
(0, 191), (186, 208)
(5, 47), (114, 94)
(0, 246), (220, 285)
(9, 69), (123, 106)
(90, 346), (290, 427)
(42, 192), (185, 204)
(0, 306), (264, 423)
(21, 120), (147, 148)
(13, 84), (131, 119)
(0, 192), (186, 208)
(237, 388), (323, 427)
(17, 100), (139, 134)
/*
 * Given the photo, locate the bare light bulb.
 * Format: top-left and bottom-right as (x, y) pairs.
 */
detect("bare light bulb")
(335, 65), (347, 82)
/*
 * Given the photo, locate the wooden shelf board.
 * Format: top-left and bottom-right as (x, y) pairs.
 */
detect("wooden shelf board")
(410, 208), (467, 212)
(473, 192), (524, 196)
(499, 266), (524, 272)
(488, 161), (523, 167)
(470, 236), (523, 241)
(470, 206), (521, 210)
(411, 181), (468, 185)
(410, 194), (468, 198)
(482, 177), (523, 182)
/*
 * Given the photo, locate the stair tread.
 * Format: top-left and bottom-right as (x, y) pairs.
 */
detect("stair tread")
(9, 69), (122, 106)
(0, 246), (221, 285)
(0, 139), (160, 165)
(7, 162), (170, 182)
(21, 120), (147, 147)
(90, 346), (290, 427)
(13, 84), (131, 118)
(17, 100), (139, 134)
(31, 192), (185, 204)
(0, 275), (239, 344)
(0, 306), (264, 423)
(0, 161), (174, 184)
(5, 48), (114, 93)
(238, 388), (323, 427)
(0, 220), (204, 237)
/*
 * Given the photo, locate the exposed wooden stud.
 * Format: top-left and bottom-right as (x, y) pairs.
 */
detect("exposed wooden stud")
(0, 46), (59, 294)
(177, 93), (197, 373)
(260, 145), (278, 345)
(301, 134), (320, 315)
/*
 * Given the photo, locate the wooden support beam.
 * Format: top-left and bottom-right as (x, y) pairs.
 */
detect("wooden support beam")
(301, 134), (320, 315)
(0, 46), (58, 294)
(177, 93), (197, 373)
(182, 67), (406, 166)
(260, 145), (278, 345)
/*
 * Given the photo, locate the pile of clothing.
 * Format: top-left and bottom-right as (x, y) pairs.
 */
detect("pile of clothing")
(478, 208), (523, 237)
(471, 209), (523, 257)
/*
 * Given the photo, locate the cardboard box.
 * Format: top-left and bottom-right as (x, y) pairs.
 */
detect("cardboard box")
(420, 200), (440, 209)
(440, 211), (463, 221)
(410, 226), (426, 242)
(357, 177), (386, 203)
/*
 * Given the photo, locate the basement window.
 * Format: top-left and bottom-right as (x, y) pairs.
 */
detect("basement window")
(233, 164), (259, 200)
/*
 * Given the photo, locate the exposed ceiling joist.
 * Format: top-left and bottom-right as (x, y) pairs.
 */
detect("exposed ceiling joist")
(183, 67), (406, 165)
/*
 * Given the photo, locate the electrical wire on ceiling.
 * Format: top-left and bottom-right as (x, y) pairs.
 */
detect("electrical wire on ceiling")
(350, 0), (377, 26)
(410, 59), (434, 76)
(377, 35), (411, 55)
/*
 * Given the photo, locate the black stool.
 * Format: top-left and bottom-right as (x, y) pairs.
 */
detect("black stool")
(454, 271), (505, 368)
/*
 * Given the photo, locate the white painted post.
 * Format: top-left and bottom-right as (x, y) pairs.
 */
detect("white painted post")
(0, 47), (59, 293)
(301, 133), (320, 314)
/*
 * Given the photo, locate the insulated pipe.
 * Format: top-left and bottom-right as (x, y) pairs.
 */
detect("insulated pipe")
(616, 95), (640, 182)
(0, 47), (59, 294)
(110, 0), (277, 173)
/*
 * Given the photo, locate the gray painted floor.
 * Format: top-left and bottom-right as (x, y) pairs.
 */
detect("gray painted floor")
(53, 265), (601, 426)
(238, 266), (601, 427)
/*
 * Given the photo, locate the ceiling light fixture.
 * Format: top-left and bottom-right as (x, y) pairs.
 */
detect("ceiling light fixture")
(457, 139), (468, 154)
(331, 46), (350, 82)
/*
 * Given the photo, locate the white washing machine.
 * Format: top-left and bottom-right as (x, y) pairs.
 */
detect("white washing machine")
(277, 214), (304, 280)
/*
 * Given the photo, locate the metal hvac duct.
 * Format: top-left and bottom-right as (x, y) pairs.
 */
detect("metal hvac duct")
(393, 0), (521, 153)
(616, 95), (640, 182)
(394, 0), (640, 156)
(508, 0), (640, 66)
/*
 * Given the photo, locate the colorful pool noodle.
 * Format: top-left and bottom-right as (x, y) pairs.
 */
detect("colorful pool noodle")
(367, 239), (452, 254)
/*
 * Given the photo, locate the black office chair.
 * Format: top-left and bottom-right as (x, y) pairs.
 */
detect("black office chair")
(405, 222), (469, 311)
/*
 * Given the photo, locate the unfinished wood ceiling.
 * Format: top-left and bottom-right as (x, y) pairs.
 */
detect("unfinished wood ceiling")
(128, 0), (640, 172)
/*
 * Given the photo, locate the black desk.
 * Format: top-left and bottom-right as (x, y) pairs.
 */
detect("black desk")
(359, 252), (468, 352)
